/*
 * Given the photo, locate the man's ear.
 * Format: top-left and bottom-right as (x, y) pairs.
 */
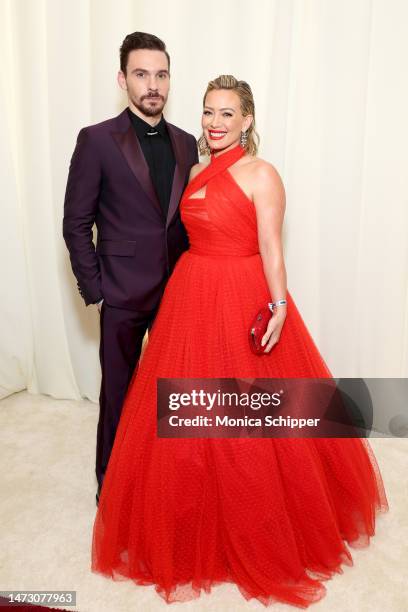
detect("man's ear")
(117, 70), (127, 91)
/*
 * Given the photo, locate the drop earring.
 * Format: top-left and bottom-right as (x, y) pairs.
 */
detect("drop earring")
(240, 130), (248, 148)
(200, 133), (211, 156)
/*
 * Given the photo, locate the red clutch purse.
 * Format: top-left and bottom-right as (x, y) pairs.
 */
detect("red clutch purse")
(249, 306), (273, 354)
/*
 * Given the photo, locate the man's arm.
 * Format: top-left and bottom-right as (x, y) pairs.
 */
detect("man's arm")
(63, 128), (103, 306)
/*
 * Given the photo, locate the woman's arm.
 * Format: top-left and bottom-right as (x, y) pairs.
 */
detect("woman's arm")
(252, 162), (287, 353)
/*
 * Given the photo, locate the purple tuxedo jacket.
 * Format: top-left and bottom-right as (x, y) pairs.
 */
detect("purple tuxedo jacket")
(63, 108), (198, 309)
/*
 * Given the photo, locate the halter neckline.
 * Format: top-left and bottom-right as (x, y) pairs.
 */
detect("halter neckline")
(210, 144), (245, 164)
(182, 143), (245, 201)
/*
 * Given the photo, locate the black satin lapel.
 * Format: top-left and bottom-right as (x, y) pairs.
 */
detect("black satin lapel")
(166, 124), (188, 228)
(111, 126), (161, 214)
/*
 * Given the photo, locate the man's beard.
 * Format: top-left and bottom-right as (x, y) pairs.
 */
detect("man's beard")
(133, 94), (165, 118)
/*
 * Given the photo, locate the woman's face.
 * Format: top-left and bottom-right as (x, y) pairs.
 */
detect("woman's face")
(201, 89), (253, 153)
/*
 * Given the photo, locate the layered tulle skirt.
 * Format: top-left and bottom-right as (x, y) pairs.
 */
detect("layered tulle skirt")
(91, 251), (388, 607)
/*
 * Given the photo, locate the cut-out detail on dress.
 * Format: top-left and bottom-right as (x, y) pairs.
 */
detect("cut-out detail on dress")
(185, 146), (253, 205)
(186, 186), (207, 200)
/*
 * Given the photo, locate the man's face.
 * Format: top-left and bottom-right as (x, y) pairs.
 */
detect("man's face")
(117, 49), (170, 119)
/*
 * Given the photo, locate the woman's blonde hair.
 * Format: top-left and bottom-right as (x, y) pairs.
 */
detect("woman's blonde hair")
(197, 74), (260, 156)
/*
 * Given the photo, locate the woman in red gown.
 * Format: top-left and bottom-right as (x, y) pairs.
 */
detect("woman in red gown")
(91, 76), (388, 608)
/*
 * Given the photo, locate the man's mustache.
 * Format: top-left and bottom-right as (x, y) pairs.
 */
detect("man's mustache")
(143, 93), (163, 100)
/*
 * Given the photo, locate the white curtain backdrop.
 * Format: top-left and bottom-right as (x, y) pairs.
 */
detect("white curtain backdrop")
(1, 0), (407, 401)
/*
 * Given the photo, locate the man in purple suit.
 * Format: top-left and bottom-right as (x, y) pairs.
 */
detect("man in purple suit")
(63, 32), (198, 504)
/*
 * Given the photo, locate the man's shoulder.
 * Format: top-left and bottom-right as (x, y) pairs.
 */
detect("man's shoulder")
(165, 120), (196, 142)
(79, 109), (128, 136)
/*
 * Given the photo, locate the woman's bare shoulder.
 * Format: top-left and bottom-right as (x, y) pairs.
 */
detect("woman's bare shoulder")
(189, 160), (209, 180)
(247, 157), (282, 180)
(243, 157), (284, 195)
(242, 157), (286, 210)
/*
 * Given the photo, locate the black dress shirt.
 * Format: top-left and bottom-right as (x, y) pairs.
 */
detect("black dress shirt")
(127, 107), (176, 218)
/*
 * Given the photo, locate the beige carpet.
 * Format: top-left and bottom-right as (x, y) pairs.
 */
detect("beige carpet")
(0, 391), (406, 612)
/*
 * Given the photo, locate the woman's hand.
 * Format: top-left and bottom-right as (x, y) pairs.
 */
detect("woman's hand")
(261, 309), (287, 353)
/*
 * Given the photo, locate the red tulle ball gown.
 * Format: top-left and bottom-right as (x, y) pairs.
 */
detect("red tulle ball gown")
(91, 144), (388, 608)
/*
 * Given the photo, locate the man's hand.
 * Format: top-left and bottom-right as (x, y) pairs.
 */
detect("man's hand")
(96, 298), (104, 313)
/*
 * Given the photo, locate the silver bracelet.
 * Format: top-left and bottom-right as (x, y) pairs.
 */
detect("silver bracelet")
(268, 299), (287, 313)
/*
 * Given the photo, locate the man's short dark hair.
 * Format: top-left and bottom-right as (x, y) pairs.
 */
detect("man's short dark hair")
(120, 32), (170, 75)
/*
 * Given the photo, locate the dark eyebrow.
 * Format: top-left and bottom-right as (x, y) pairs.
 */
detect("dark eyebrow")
(131, 68), (169, 74)
(204, 106), (235, 112)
